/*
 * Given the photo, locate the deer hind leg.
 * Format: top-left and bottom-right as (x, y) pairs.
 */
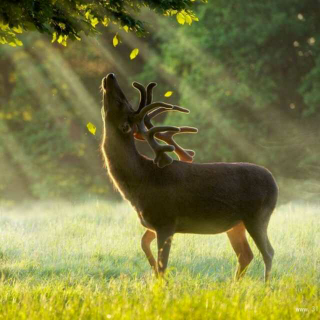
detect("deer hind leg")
(227, 222), (254, 280)
(244, 216), (274, 282)
(141, 229), (157, 271)
(156, 226), (175, 276)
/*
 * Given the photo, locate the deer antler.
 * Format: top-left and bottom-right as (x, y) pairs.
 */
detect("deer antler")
(132, 97), (180, 168)
(132, 82), (198, 166)
(132, 82), (146, 113)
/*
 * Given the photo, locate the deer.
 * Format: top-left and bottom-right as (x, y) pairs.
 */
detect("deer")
(100, 73), (278, 282)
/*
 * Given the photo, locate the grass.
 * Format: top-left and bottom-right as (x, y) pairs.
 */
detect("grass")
(0, 200), (319, 319)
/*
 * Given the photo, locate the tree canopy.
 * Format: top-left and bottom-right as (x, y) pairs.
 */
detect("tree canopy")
(0, 0), (200, 47)
(1, 0), (320, 204)
(137, 0), (320, 201)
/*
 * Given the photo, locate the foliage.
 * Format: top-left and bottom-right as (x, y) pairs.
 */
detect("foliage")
(0, 201), (318, 319)
(137, 0), (320, 197)
(0, 33), (117, 201)
(1, 1), (320, 203)
(0, 0), (200, 46)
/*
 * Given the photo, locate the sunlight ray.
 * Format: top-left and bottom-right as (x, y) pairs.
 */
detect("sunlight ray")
(1, 44), (102, 185)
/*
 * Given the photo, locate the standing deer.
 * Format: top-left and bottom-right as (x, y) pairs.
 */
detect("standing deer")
(100, 73), (278, 281)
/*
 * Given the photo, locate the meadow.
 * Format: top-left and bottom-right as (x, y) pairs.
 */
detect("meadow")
(0, 200), (319, 319)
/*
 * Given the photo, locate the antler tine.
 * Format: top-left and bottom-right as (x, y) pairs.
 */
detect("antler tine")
(146, 82), (157, 105)
(132, 81), (198, 167)
(144, 106), (189, 129)
(143, 104), (197, 162)
(149, 105), (189, 117)
(155, 126), (198, 162)
(136, 120), (181, 168)
(149, 126), (180, 136)
(132, 82), (178, 167)
(132, 82), (146, 113)
(178, 126), (198, 133)
(133, 102), (174, 122)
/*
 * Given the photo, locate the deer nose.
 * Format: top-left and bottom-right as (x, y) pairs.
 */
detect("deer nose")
(104, 73), (117, 90)
(107, 73), (115, 80)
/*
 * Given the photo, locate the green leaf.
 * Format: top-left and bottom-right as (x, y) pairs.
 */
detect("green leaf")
(102, 17), (109, 26)
(130, 48), (139, 60)
(177, 12), (186, 25)
(113, 34), (119, 47)
(12, 25), (23, 33)
(52, 32), (57, 43)
(58, 23), (66, 30)
(185, 14), (192, 25)
(91, 18), (99, 27)
(57, 34), (68, 46)
(164, 9), (178, 16)
(14, 38), (23, 46)
(87, 122), (96, 135)
(176, 10), (199, 26)
(85, 11), (93, 20)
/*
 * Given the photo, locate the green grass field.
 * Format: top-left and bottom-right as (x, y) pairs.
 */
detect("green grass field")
(0, 200), (319, 319)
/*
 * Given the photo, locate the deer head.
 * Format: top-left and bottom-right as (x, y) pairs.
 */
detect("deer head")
(101, 73), (198, 168)
(101, 73), (134, 135)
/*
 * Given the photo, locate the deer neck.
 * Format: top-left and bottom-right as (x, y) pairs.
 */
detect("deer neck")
(101, 122), (145, 200)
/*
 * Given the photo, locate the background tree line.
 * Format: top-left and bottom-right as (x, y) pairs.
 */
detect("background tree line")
(1, 0), (320, 205)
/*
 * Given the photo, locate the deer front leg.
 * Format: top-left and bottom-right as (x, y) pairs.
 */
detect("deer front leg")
(156, 226), (175, 276)
(141, 229), (157, 272)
